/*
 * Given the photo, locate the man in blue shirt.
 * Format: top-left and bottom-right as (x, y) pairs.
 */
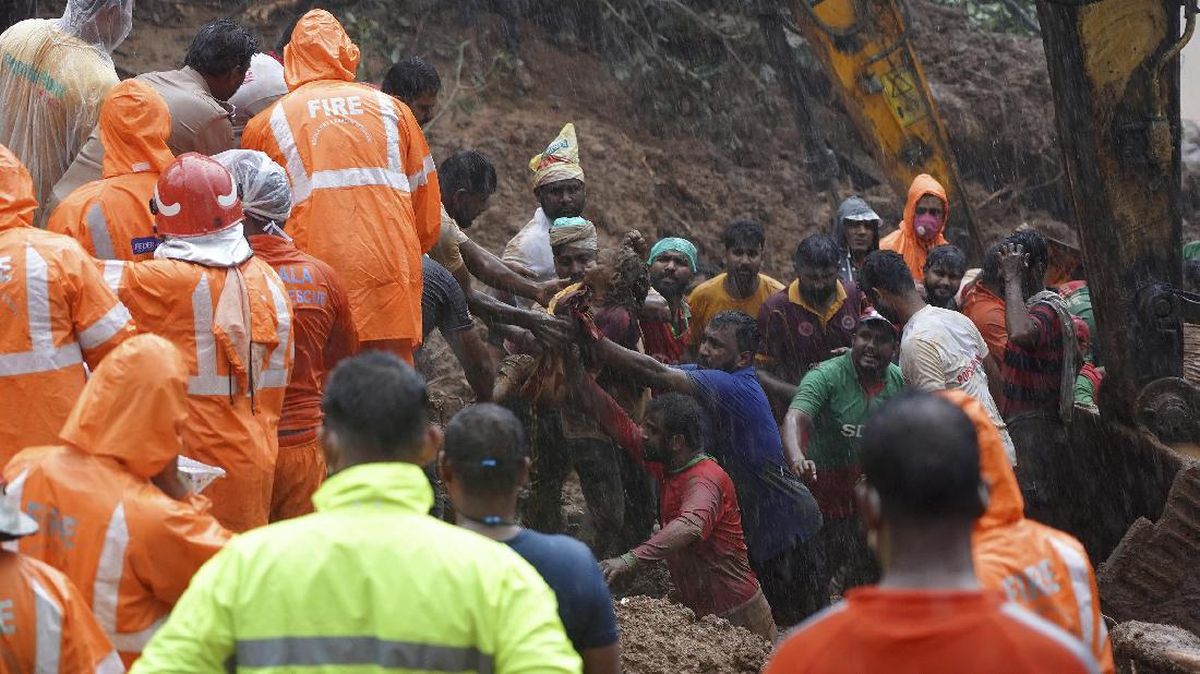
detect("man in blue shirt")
(439, 403), (621, 674)
(591, 309), (825, 625)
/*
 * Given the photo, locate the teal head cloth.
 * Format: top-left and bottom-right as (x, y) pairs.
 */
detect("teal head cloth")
(648, 237), (698, 272)
(1185, 241), (1200, 262)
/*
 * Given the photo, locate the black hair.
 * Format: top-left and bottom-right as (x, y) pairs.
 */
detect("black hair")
(646, 393), (707, 453)
(859, 250), (917, 295)
(861, 392), (983, 519)
(793, 233), (841, 269)
(708, 310), (760, 355)
(438, 150), (498, 198)
(1005, 229), (1049, 269)
(381, 57), (442, 101)
(443, 403), (527, 494)
(924, 244), (967, 275)
(979, 242), (1004, 287)
(695, 261), (719, 279)
(275, 14), (301, 54)
(184, 19), (257, 76)
(722, 219), (765, 250)
(321, 351), (428, 458)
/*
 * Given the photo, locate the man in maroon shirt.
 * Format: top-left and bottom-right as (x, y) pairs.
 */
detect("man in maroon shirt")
(218, 149), (359, 520)
(758, 234), (866, 418)
(579, 383), (777, 641)
(642, 237), (696, 364)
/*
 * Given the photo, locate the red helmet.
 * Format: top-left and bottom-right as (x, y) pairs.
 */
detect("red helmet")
(152, 153), (243, 237)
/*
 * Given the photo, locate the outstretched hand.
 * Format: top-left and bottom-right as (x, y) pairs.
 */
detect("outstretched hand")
(535, 278), (572, 307)
(600, 555), (639, 584)
(998, 242), (1029, 281)
(622, 230), (649, 258)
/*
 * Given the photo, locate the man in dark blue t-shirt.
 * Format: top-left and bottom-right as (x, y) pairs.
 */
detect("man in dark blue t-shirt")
(438, 403), (620, 672)
(591, 309), (826, 625)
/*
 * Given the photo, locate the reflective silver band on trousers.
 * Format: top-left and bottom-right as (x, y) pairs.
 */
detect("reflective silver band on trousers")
(229, 637), (495, 673)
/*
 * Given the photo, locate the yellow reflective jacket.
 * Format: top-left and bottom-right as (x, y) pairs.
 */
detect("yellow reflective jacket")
(130, 462), (582, 674)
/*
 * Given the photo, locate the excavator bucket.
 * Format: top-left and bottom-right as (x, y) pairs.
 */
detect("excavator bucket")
(789, 0), (983, 260)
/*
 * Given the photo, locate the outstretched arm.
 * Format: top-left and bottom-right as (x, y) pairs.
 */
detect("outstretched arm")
(461, 239), (566, 305)
(590, 337), (695, 394)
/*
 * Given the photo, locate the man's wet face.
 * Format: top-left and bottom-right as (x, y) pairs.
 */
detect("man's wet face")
(843, 219), (877, 256)
(536, 179), (585, 220)
(649, 250), (694, 299)
(697, 324), (743, 372)
(407, 90), (439, 127)
(797, 263), (839, 308)
(924, 264), (963, 309)
(852, 322), (896, 377)
(642, 412), (670, 462)
(724, 240), (763, 289)
(554, 245), (597, 284)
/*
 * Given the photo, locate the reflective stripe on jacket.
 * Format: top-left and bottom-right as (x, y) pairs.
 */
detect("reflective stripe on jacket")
(131, 462), (582, 674)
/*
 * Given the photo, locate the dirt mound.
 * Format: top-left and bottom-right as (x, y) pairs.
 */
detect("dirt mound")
(1112, 621), (1200, 674)
(615, 595), (772, 674)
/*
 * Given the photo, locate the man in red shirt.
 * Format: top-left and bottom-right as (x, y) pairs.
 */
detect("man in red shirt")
(766, 392), (1100, 674)
(217, 149), (359, 520)
(578, 382), (776, 641)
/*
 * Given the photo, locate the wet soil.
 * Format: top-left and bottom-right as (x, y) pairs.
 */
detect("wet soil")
(615, 595), (773, 674)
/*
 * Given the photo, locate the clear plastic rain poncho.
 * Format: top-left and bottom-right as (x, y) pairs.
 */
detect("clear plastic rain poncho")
(0, 0), (134, 226)
(212, 149), (294, 231)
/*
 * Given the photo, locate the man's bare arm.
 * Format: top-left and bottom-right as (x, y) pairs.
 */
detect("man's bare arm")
(590, 337), (695, 393)
(757, 368), (799, 407)
(460, 239), (564, 305)
(466, 289), (573, 347)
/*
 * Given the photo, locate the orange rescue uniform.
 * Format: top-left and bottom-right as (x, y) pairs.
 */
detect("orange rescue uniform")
(940, 389), (1115, 673)
(0, 144), (133, 465)
(879, 174), (950, 282)
(3, 334), (231, 667)
(247, 233), (357, 520)
(0, 551), (123, 673)
(105, 257), (293, 533)
(242, 10), (440, 361)
(48, 79), (174, 262)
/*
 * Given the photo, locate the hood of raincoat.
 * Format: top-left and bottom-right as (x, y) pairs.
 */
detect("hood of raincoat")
(58, 334), (190, 479)
(283, 10), (361, 91)
(99, 79), (175, 180)
(57, 0), (134, 53)
(0, 144), (38, 231)
(900, 174), (950, 247)
(831, 195), (881, 253)
(937, 390), (1024, 530)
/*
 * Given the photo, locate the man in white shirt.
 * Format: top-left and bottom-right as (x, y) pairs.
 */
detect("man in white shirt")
(858, 250), (1016, 463)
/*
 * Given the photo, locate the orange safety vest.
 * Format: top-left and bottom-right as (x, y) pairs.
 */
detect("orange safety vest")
(4, 334), (231, 668)
(939, 390), (1115, 674)
(105, 257), (293, 533)
(48, 79), (174, 262)
(242, 9), (441, 346)
(0, 551), (124, 673)
(0, 144), (133, 464)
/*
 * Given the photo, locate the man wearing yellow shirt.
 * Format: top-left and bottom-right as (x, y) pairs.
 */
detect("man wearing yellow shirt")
(688, 219), (785, 352)
(0, 0), (133, 226)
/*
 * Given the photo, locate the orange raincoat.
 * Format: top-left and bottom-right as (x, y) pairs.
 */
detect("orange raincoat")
(106, 251), (293, 533)
(48, 79), (174, 262)
(939, 390), (1114, 673)
(879, 174), (950, 282)
(242, 10), (440, 358)
(0, 143), (133, 464)
(3, 334), (231, 667)
(0, 551), (124, 673)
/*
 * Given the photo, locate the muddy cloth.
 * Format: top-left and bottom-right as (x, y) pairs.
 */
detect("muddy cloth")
(681, 365), (822, 563)
(1000, 294), (1076, 420)
(758, 279), (865, 390)
(505, 529), (620, 653)
(641, 299), (690, 365)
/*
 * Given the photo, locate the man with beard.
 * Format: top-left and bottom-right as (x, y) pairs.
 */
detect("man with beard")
(758, 234), (866, 415)
(923, 244), (967, 310)
(831, 196), (882, 284)
(587, 310), (824, 625)
(782, 313), (904, 597)
(642, 237), (698, 364)
(688, 220), (785, 353)
(858, 250), (1015, 464)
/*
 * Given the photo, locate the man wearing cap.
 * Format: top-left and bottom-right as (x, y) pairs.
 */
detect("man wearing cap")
(782, 312), (904, 599)
(503, 123), (587, 284)
(0, 489), (123, 673)
(643, 237), (697, 365)
(831, 196), (882, 284)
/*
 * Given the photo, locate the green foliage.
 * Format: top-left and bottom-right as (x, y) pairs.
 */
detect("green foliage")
(927, 0), (1040, 35)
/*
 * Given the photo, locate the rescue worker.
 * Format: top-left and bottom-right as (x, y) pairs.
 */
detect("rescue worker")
(0, 143), (133, 464)
(132, 352), (583, 674)
(4, 334), (231, 667)
(243, 9), (440, 365)
(0, 487), (124, 674)
(215, 149), (358, 521)
(48, 79), (174, 262)
(765, 392), (1101, 674)
(104, 153), (293, 532)
(943, 389), (1114, 673)
(504, 123), (587, 284)
(0, 0), (133, 225)
(51, 18), (258, 211)
(879, 174), (951, 282)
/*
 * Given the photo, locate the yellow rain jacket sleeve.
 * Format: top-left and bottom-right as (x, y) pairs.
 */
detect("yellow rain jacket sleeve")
(131, 463), (582, 674)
